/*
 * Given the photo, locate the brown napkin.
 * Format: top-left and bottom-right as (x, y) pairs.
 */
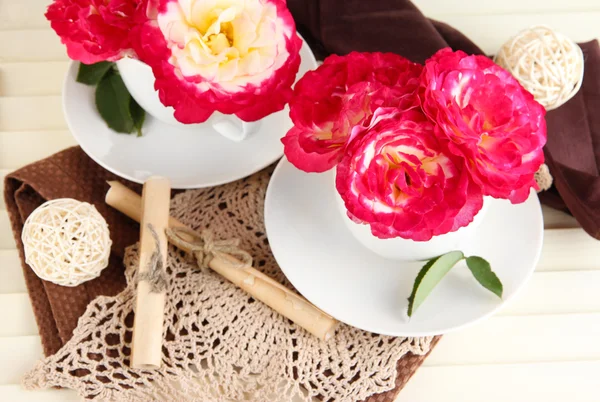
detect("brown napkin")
(539, 40), (600, 239)
(287, 0), (484, 62)
(4, 147), (139, 356)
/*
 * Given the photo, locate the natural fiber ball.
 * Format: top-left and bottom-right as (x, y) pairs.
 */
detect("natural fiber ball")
(534, 163), (553, 192)
(22, 199), (112, 287)
(494, 25), (584, 110)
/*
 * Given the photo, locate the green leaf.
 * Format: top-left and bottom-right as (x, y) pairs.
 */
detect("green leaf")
(129, 97), (145, 137)
(407, 251), (464, 317)
(95, 73), (135, 134)
(77, 62), (114, 85)
(465, 256), (503, 298)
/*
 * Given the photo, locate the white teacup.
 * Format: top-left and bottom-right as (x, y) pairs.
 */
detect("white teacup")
(334, 183), (491, 261)
(116, 58), (259, 142)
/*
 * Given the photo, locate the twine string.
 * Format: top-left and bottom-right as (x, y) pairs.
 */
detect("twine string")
(166, 227), (253, 271)
(138, 224), (168, 293)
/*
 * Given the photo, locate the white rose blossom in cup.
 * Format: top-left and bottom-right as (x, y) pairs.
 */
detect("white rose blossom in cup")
(133, 0), (302, 123)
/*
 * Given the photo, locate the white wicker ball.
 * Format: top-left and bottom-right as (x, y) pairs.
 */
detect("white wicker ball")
(22, 198), (112, 287)
(494, 25), (584, 110)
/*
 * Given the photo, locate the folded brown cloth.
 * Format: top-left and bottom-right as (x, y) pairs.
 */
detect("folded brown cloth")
(4, 147), (140, 356)
(539, 40), (600, 239)
(287, 0), (483, 62)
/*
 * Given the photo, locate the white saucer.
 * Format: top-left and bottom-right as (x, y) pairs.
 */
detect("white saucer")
(265, 158), (544, 336)
(63, 41), (318, 189)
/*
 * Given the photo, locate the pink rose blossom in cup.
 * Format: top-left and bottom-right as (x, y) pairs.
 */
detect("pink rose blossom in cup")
(133, 0), (302, 124)
(420, 48), (547, 203)
(336, 108), (484, 241)
(46, 0), (140, 64)
(282, 52), (423, 172)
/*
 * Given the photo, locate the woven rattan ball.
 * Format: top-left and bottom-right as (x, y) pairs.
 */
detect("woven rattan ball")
(22, 199), (112, 287)
(535, 163), (553, 192)
(494, 25), (584, 110)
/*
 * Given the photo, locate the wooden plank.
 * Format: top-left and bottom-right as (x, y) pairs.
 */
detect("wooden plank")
(0, 169), (9, 210)
(426, 313), (600, 366)
(537, 229), (600, 272)
(8, 12), (597, 66)
(2, 0), (599, 32)
(542, 205), (580, 229)
(2, 0), (600, 29)
(0, 268), (600, 350)
(3, 329), (597, 401)
(0, 230), (598, 332)
(0, 96), (65, 131)
(501, 271), (600, 315)
(0, 62), (68, 97)
(0, 386), (79, 402)
(397, 360), (600, 402)
(0, 130), (75, 169)
(4, 327), (596, 401)
(0, 12), (597, 63)
(0, 1), (51, 30)
(0, 31), (67, 62)
(413, 0), (600, 16)
(0, 211), (16, 249)
(434, 12), (600, 54)
(0, 336), (43, 385)
(0, 250), (26, 293)
(0, 294), (37, 337)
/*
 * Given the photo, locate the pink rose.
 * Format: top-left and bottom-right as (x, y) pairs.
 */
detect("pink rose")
(282, 52), (423, 173)
(336, 108), (484, 241)
(420, 48), (547, 203)
(133, 0), (302, 124)
(46, 0), (140, 64)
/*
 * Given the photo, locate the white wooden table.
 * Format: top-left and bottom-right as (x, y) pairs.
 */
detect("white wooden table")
(1, 0), (600, 401)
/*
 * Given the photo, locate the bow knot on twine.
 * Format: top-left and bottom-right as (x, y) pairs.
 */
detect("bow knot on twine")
(166, 227), (253, 271)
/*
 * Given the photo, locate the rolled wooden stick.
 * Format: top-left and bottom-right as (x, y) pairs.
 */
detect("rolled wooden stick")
(131, 177), (171, 369)
(106, 181), (338, 341)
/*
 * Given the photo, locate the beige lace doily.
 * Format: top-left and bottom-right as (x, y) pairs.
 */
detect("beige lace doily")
(23, 170), (431, 402)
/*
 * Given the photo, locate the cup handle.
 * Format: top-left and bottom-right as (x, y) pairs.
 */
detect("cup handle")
(210, 114), (260, 142)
